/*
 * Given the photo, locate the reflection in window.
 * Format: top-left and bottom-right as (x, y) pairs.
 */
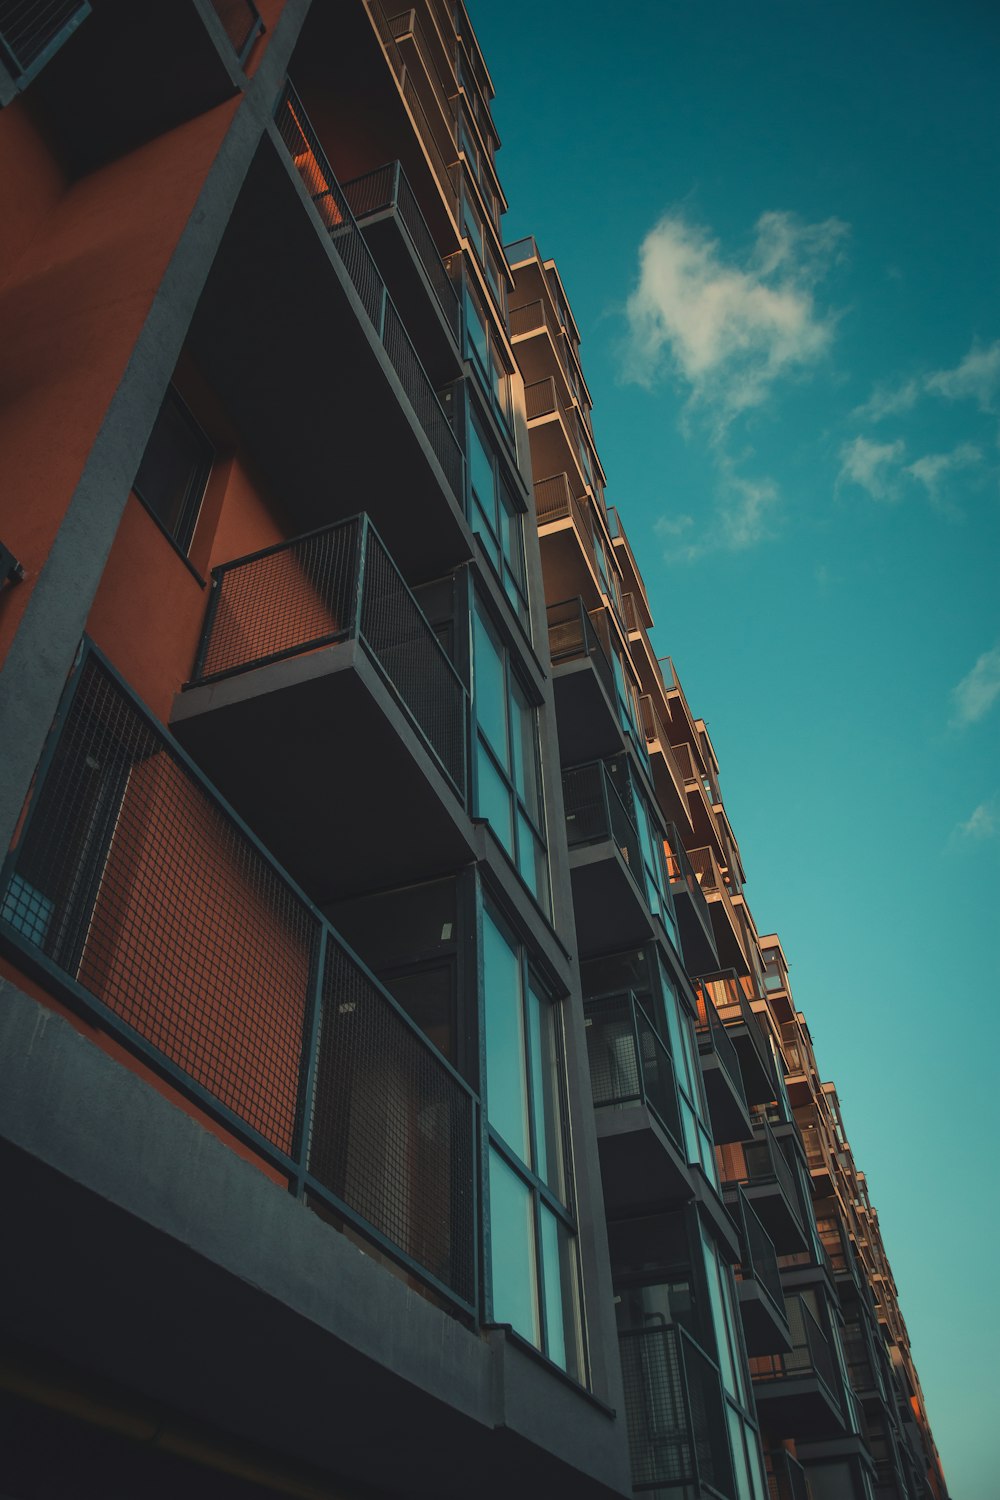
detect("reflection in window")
(132, 386), (213, 555)
(472, 602), (549, 912)
(482, 904), (584, 1379)
(468, 411), (529, 629)
(463, 282), (512, 431)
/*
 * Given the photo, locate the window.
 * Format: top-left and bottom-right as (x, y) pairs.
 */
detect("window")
(658, 957), (719, 1186)
(468, 410), (529, 629)
(132, 386), (213, 555)
(482, 904), (584, 1380)
(472, 601), (549, 912)
(463, 281), (512, 431)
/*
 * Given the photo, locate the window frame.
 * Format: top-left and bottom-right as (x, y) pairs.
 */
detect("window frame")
(479, 896), (587, 1382)
(466, 398), (531, 633)
(131, 384), (214, 559)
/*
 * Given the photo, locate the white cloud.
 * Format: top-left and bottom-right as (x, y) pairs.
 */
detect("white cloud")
(623, 209), (847, 422)
(951, 645), (1000, 729)
(837, 435), (906, 502)
(655, 466), (779, 563)
(904, 442), (982, 513)
(855, 338), (1000, 422)
(956, 797), (999, 841)
(926, 341), (1000, 411)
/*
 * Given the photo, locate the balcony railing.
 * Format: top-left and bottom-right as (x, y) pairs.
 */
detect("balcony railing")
(694, 984), (747, 1111)
(505, 234), (544, 267)
(584, 991), (682, 1149)
(751, 1297), (839, 1405)
(563, 759), (642, 885)
(341, 160), (460, 342)
(664, 824), (712, 925)
(0, 0), (90, 86)
(618, 1323), (735, 1498)
(274, 82), (464, 506)
(607, 506), (651, 608)
(546, 596), (617, 706)
(732, 1190), (784, 1318)
(366, 0), (458, 214)
(524, 374), (558, 422)
(639, 695), (688, 808)
(720, 1120), (802, 1220)
(0, 647), (477, 1313)
(767, 1448), (812, 1500)
(699, 970), (777, 1088)
(189, 516), (467, 799)
(209, 0), (263, 64)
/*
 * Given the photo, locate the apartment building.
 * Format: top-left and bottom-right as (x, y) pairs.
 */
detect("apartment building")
(0, 3), (948, 1500)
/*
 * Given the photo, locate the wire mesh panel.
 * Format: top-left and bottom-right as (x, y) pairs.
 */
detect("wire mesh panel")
(0, 0), (89, 77)
(381, 299), (464, 501)
(583, 993), (682, 1148)
(307, 936), (476, 1306)
(683, 1333), (735, 1498)
(738, 1192), (784, 1313)
(196, 519), (360, 682)
(619, 1325), (693, 1490)
(1, 656), (318, 1152)
(359, 526), (466, 795)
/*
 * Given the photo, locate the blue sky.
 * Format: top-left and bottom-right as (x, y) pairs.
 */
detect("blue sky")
(475, 2), (1000, 1493)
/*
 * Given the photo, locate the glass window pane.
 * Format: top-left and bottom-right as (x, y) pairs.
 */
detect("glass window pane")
(527, 983), (565, 1201)
(510, 679), (541, 821)
(541, 1205), (585, 1380)
(133, 390), (212, 552)
(488, 1149), (539, 1346)
(478, 742), (514, 855)
(483, 912), (529, 1160)
(469, 417), (496, 525)
(472, 606), (508, 764)
(464, 285), (490, 375)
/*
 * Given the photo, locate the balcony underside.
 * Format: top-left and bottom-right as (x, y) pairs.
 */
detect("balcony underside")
(187, 138), (470, 583)
(551, 659), (623, 765)
(593, 1106), (692, 1216)
(699, 1051), (754, 1143)
(729, 1021), (776, 1104)
(751, 1377), (845, 1441)
(671, 889), (719, 974)
(567, 843), (655, 959)
(737, 1280), (793, 1356)
(357, 207), (462, 386)
(725, 1184), (807, 1257)
(172, 642), (474, 904)
(646, 750), (692, 834)
(704, 896), (749, 974)
(538, 525), (602, 613)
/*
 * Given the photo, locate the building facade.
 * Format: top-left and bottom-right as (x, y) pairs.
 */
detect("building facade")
(0, 4), (949, 1499)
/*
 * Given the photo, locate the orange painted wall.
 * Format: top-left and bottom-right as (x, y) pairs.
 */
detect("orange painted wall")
(0, 98), (240, 670)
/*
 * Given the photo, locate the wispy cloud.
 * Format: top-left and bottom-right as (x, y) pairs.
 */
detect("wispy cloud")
(623, 209), (847, 423)
(904, 442), (982, 511)
(855, 338), (1000, 422)
(837, 435), (906, 502)
(956, 797), (999, 841)
(655, 466), (779, 563)
(951, 644), (1000, 729)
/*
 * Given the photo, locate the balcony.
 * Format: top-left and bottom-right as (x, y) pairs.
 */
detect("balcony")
(688, 847), (750, 975)
(562, 759), (656, 957)
(732, 1191), (792, 1356)
(585, 992), (695, 1213)
(621, 592), (670, 708)
(750, 1297), (845, 1438)
(607, 509), (653, 630)
(187, 83), (469, 582)
(172, 517), (473, 901)
(618, 1323), (734, 1499)
(697, 972), (778, 1105)
(639, 695), (692, 832)
(534, 473), (614, 613)
(342, 160), (462, 384)
(523, 379), (596, 501)
(664, 825), (719, 974)
(547, 598), (626, 763)
(766, 1449), (812, 1500)
(510, 298), (586, 418)
(718, 1121), (807, 1254)
(0, 646), (477, 1314)
(694, 986), (753, 1144)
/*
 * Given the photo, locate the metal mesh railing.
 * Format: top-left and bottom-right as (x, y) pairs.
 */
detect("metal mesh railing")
(584, 992), (682, 1148)
(618, 1324), (734, 1497)
(663, 824), (714, 928)
(546, 596), (617, 706)
(695, 983), (747, 1110)
(767, 1449), (812, 1500)
(208, 0), (263, 63)
(563, 758), (641, 880)
(366, 0), (458, 215)
(341, 161), (460, 341)
(751, 1297), (839, 1404)
(719, 1121), (803, 1227)
(0, 0), (89, 78)
(0, 651), (476, 1309)
(190, 517), (467, 799)
(733, 1190), (784, 1316)
(524, 376), (557, 421)
(274, 82), (464, 506)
